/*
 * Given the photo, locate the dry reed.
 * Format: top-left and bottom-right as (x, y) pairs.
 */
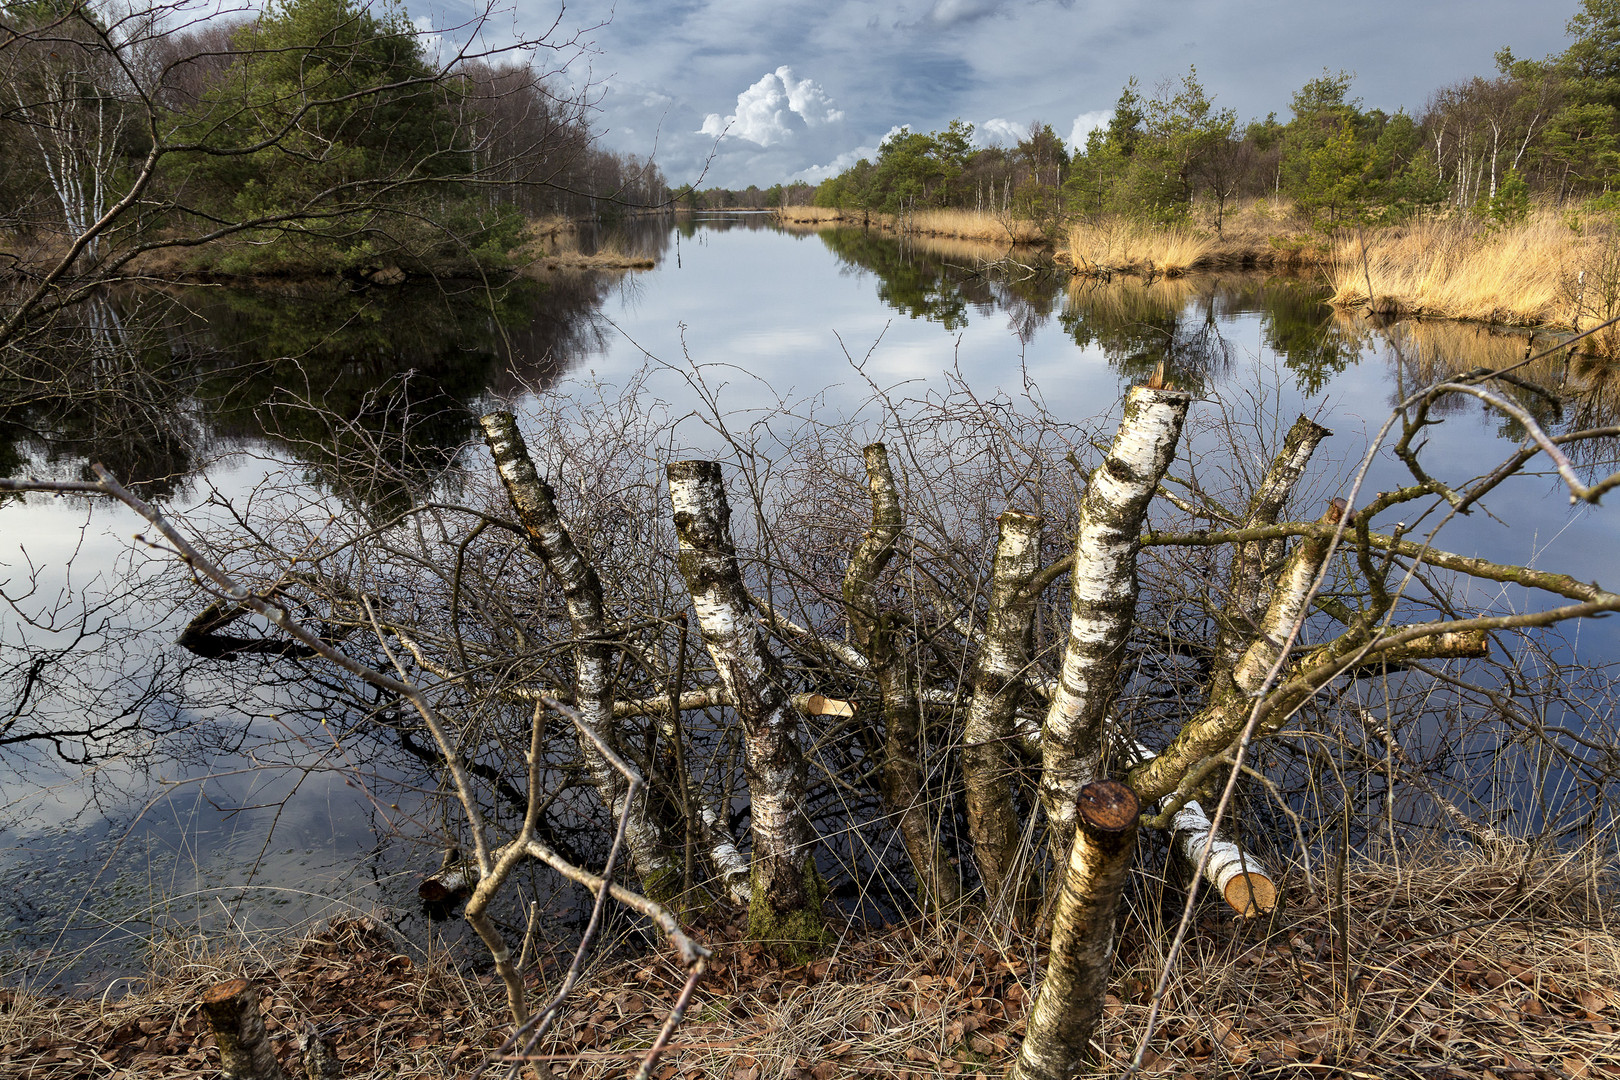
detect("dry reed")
(1328, 210), (1586, 330)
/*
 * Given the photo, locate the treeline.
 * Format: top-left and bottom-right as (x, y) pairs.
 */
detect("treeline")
(0, 0), (667, 277)
(806, 0), (1620, 234)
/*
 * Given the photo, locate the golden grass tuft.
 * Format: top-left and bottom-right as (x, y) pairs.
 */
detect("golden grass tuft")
(1328, 210), (1584, 328)
(901, 208), (1045, 244)
(773, 206), (851, 226)
(1061, 219), (1217, 277)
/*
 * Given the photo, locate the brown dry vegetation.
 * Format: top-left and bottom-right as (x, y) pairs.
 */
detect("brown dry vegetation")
(509, 216), (656, 274)
(5, 847), (1617, 1080)
(774, 207), (1044, 245)
(1057, 201), (1327, 278)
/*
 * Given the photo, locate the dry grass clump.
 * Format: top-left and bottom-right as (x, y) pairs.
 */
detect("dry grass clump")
(774, 206), (851, 226)
(1328, 210), (1584, 328)
(902, 209), (1044, 244)
(1061, 219), (1217, 277)
(510, 218), (655, 273)
(6, 847), (1616, 1080)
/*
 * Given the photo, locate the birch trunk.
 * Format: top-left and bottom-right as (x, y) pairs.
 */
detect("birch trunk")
(1040, 385), (1191, 851)
(667, 460), (823, 946)
(481, 412), (682, 904)
(962, 508), (1043, 912)
(1012, 780), (1141, 1080)
(1211, 415), (1332, 681)
(1129, 498), (1345, 804)
(842, 443), (960, 909)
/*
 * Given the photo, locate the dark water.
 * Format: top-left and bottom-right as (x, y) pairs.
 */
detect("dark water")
(3, 214), (1616, 990)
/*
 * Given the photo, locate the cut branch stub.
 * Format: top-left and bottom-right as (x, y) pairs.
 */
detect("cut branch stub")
(1012, 780), (1142, 1080)
(201, 978), (291, 1080)
(1041, 384), (1191, 852)
(667, 460), (821, 943)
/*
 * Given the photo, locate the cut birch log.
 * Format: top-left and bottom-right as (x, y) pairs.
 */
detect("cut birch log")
(668, 459), (821, 937)
(1041, 384), (1191, 852)
(297, 1024), (342, 1080)
(418, 856), (478, 903)
(200, 979), (291, 1080)
(1012, 780), (1141, 1080)
(482, 412), (682, 904)
(1119, 737), (1278, 916)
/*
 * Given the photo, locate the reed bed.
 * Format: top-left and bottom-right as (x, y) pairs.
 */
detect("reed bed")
(774, 206), (1045, 245)
(1328, 211), (1586, 330)
(1061, 220), (1218, 277)
(7, 846), (1615, 1079)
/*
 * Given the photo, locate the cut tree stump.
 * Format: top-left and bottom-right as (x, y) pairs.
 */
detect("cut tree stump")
(200, 978), (290, 1080)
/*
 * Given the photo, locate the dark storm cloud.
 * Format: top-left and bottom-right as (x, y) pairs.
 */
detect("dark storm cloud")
(457, 0), (1575, 189)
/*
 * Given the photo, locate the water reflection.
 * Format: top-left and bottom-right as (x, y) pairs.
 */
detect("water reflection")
(1, 276), (622, 509)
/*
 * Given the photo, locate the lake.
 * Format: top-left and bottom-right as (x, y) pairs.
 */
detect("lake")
(3, 212), (1616, 989)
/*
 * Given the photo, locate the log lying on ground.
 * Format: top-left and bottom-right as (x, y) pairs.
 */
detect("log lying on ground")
(843, 443), (959, 910)
(962, 508), (1044, 912)
(669, 460), (823, 946)
(201, 979), (291, 1080)
(482, 412), (683, 905)
(1041, 383), (1191, 852)
(1012, 780), (1141, 1080)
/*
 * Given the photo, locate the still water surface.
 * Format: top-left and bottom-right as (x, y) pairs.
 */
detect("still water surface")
(3, 213), (1614, 988)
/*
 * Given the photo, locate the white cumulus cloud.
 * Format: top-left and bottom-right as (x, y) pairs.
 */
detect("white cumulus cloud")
(699, 66), (844, 147)
(1067, 110), (1113, 152)
(978, 118), (1029, 147)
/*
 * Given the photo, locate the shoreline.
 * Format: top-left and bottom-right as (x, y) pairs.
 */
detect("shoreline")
(3, 848), (1613, 1080)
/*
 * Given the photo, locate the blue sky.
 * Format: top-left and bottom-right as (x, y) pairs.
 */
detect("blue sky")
(424, 0), (1574, 190)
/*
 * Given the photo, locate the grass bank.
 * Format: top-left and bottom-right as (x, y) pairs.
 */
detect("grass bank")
(6, 846), (1616, 1079)
(1057, 200), (1327, 278)
(775, 206), (1046, 244)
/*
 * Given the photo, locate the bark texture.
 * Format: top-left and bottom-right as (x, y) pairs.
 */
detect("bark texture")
(667, 460), (822, 945)
(201, 979), (291, 1080)
(1130, 498), (1344, 804)
(842, 443), (959, 909)
(962, 508), (1043, 912)
(1211, 415), (1332, 681)
(1041, 385), (1191, 850)
(481, 412), (681, 904)
(1012, 781), (1141, 1080)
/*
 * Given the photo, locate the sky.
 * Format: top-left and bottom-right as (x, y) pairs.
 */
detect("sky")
(426, 0), (1577, 191)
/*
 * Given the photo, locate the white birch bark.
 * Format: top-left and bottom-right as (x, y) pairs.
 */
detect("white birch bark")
(1211, 415), (1332, 680)
(1012, 780), (1141, 1080)
(481, 412), (682, 903)
(667, 459), (820, 930)
(962, 508), (1044, 911)
(1129, 499), (1345, 804)
(1040, 384), (1191, 850)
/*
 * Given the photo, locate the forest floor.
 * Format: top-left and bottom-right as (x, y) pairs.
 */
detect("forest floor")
(3, 845), (1617, 1080)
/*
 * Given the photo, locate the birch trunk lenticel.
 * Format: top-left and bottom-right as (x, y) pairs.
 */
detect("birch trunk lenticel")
(1040, 384), (1191, 851)
(667, 460), (822, 946)
(481, 412), (682, 904)
(962, 508), (1043, 912)
(1012, 780), (1141, 1080)
(842, 443), (959, 909)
